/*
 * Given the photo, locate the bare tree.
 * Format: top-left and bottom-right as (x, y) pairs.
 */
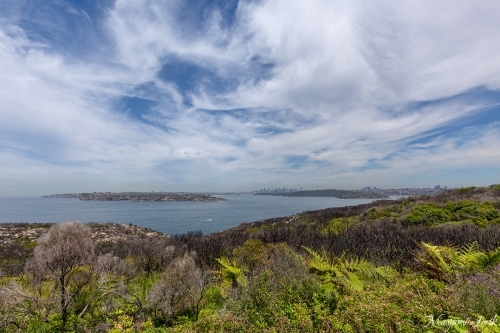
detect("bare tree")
(131, 238), (176, 275)
(148, 253), (203, 324)
(76, 253), (125, 319)
(26, 221), (95, 333)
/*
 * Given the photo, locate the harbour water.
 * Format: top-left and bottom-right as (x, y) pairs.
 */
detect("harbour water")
(0, 195), (382, 235)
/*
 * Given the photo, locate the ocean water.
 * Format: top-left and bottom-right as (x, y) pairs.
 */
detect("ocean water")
(0, 195), (379, 235)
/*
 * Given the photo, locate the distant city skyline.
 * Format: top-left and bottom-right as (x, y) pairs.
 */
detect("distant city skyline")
(38, 184), (465, 198)
(1, 1), (500, 197)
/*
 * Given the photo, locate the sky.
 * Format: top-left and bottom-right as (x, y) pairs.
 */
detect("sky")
(1, 0), (500, 197)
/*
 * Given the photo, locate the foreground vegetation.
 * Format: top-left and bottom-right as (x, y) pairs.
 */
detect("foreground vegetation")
(1, 185), (500, 332)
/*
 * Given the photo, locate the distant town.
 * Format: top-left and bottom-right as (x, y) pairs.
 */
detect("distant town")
(254, 185), (451, 196)
(358, 185), (451, 196)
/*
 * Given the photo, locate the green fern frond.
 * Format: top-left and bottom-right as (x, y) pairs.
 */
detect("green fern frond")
(215, 257), (247, 295)
(343, 271), (364, 291)
(418, 242), (453, 276)
(453, 244), (483, 272)
(303, 246), (385, 294)
(374, 266), (398, 281)
(216, 257), (241, 276)
(415, 242), (500, 281)
(303, 247), (332, 275)
(478, 248), (500, 269)
(460, 241), (480, 255)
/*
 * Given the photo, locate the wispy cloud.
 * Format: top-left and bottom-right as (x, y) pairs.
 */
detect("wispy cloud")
(1, 0), (500, 196)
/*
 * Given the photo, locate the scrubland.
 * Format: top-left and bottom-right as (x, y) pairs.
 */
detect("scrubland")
(1, 185), (500, 332)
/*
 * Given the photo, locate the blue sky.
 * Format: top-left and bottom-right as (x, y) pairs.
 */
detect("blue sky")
(1, 0), (500, 196)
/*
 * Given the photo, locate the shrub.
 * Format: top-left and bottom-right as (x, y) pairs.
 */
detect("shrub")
(328, 273), (450, 332)
(148, 253), (202, 325)
(189, 312), (250, 333)
(450, 201), (500, 227)
(449, 265), (500, 319)
(231, 244), (327, 332)
(405, 203), (451, 226)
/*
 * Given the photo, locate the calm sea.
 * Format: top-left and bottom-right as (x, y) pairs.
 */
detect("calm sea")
(0, 195), (380, 235)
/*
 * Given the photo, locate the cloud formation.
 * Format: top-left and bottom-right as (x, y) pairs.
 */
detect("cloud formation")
(1, 0), (500, 196)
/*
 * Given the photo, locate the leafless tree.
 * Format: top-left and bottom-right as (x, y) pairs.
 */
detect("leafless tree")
(130, 238), (176, 275)
(25, 221), (95, 333)
(76, 253), (126, 319)
(148, 252), (204, 323)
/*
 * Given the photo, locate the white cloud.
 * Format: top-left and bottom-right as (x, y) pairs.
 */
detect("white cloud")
(1, 0), (500, 195)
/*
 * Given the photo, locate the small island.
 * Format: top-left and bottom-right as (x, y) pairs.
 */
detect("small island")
(255, 189), (389, 199)
(43, 192), (227, 202)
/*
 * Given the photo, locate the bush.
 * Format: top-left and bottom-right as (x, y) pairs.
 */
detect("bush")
(230, 244), (328, 332)
(451, 201), (500, 227)
(405, 203), (451, 226)
(328, 273), (450, 332)
(189, 312), (250, 333)
(449, 265), (500, 319)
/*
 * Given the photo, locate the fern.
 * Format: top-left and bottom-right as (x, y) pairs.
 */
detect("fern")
(215, 257), (247, 297)
(455, 242), (483, 272)
(416, 243), (454, 280)
(303, 247), (387, 294)
(415, 242), (500, 281)
(478, 248), (500, 269)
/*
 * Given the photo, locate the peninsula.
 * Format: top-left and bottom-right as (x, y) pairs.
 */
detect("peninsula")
(41, 193), (79, 198)
(43, 192), (226, 202)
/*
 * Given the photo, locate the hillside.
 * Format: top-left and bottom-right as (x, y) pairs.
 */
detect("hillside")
(1, 185), (500, 332)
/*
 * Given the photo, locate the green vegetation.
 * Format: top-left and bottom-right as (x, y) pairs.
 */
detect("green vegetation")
(403, 200), (500, 227)
(1, 185), (500, 332)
